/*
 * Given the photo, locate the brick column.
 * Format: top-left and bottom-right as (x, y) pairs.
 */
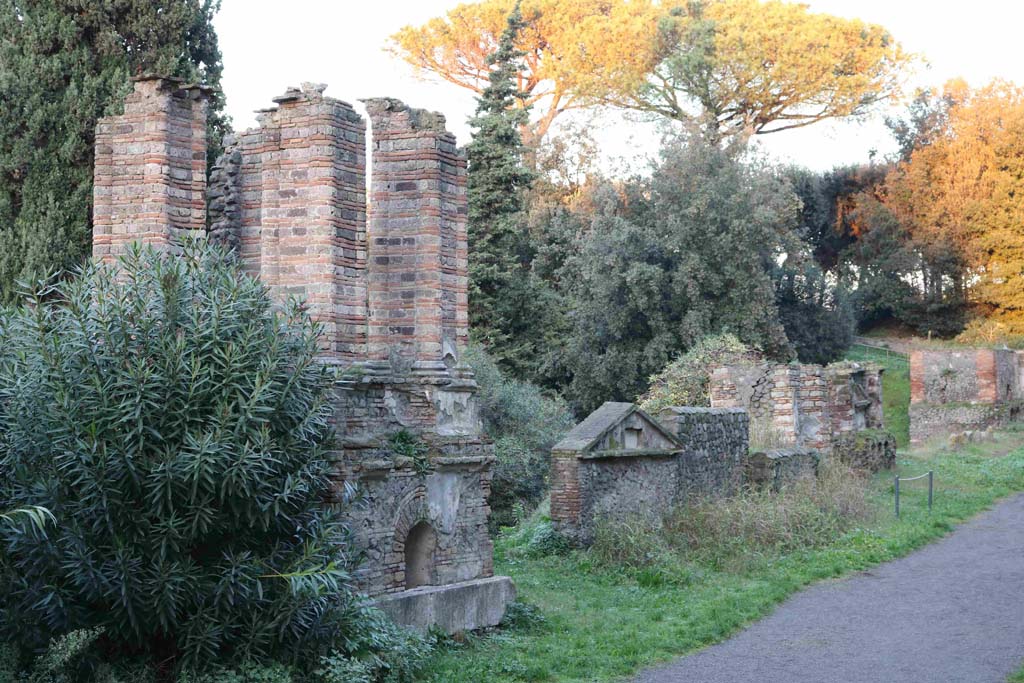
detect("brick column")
(364, 98), (468, 377)
(92, 76), (209, 262)
(549, 452), (582, 539)
(797, 365), (829, 450)
(769, 365), (800, 446)
(976, 349), (998, 403)
(909, 350), (925, 404)
(233, 84), (368, 361)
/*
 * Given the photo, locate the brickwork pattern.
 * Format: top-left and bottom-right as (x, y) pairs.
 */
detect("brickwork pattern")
(230, 84), (368, 361)
(363, 98), (469, 371)
(909, 349), (1024, 442)
(94, 78), (494, 600)
(93, 77), (209, 262)
(710, 361), (886, 454)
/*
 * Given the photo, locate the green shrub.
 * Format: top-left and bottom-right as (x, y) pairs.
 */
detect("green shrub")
(0, 244), (365, 671)
(639, 334), (760, 413)
(463, 345), (574, 530)
(588, 461), (872, 574)
(666, 462), (870, 567)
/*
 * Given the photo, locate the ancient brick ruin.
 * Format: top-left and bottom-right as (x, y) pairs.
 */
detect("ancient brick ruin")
(93, 77), (211, 260)
(92, 77), (513, 633)
(550, 403), (749, 544)
(709, 361), (889, 467)
(909, 349), (1024, 443)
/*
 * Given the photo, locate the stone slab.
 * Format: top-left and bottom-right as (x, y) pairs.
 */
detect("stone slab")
(372, 575), (516, 633)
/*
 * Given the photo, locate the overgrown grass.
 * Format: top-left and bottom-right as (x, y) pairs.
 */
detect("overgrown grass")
(844, 343), (910, 447)
(1010, 663), (1024, 682)
(418, 434), (1024, 683)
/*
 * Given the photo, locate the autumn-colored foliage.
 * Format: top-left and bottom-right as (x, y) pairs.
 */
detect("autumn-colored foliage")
(390, 0), (911, 141)
(609, 0), (912, 137)
(876, 80), (1024, 332)
(389, 0), (663, 142)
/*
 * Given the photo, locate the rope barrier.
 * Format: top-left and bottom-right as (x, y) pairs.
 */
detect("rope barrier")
(895, 470), (934, 517)
(896, 472), (932, 482)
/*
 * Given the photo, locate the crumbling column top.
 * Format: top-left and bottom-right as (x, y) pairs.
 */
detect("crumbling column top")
(361, 97), (449, 132)
(130, 73), (216, 97)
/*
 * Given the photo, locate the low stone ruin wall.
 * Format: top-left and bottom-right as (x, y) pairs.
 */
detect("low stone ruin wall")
(745, 448), (820, 491)
(551, 408), (748, 545)
(909, 349), (1024, 443)
(659, 407), (748, 498)
(710, 361), (885, 451)
(910, 401), (1024, 445)
(832, 429), (897, 473)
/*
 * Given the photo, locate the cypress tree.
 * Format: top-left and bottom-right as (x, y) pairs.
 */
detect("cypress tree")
(466, 2), (539, 372)
(0, 0), (228, 303)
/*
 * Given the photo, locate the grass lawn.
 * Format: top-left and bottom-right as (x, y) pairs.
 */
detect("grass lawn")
(419, 432), (1024, 683)
(844, 343), (911, 448)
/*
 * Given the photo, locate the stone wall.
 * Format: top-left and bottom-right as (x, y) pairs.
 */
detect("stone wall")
(711, 361), (886, 457)
(345, 450), (495, 596)
(550, 407), (748, 545)
(909, 349), (1024, 443)
(93, 78), (505, 618)
(658, 407), (748, 498)
(746, 448), (820, 491)
(832, 429), (896, 473)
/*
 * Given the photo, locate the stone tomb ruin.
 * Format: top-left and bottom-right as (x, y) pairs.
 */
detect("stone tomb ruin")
(909, 349), (1024, 444)
(550, 403), (749, 544)
(93, 77), (514, 633)
(710, 361), (895, 472)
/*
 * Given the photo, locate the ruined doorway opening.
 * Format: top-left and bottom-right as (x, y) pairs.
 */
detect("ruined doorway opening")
(404, 521), (437, 589)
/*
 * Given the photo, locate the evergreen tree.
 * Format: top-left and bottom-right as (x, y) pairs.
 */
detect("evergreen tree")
(466, 2), (542, 375)
(0, 0), (228, 303)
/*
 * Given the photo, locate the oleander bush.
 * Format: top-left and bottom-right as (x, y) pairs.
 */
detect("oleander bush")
(0, 243), (373, 674)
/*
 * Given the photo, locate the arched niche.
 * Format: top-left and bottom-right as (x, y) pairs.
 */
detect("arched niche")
(404, 520), (437, 589)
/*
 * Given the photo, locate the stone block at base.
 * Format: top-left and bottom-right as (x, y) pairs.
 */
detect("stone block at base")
(373, 576), (516, 633)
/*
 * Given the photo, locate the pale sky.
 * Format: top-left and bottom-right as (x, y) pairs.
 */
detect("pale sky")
(215, 0), (1024, 172)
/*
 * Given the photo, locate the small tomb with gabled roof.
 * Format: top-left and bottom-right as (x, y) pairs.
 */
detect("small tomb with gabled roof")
(549, 402), (748, 544)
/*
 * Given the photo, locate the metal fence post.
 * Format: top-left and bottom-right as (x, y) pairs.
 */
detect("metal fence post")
(895, 476), (900, 518)
(928, 471), (934, 513)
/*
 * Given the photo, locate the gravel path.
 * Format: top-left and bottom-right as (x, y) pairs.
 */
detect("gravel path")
(634, 493), (1024, 683)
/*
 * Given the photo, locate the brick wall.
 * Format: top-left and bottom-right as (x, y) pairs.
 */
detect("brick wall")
(710, 361), (887, 454)
(908, 349), (1024, 442)
(93, 77), (209, 262)
(93, 78), (492, 598)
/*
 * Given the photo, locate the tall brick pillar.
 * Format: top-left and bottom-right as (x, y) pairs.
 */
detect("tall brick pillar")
(363, 98), (469, 377)
(92, 76), (209, 262)
(769, 365), (801, 446)
(232, 84), (368, 361)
